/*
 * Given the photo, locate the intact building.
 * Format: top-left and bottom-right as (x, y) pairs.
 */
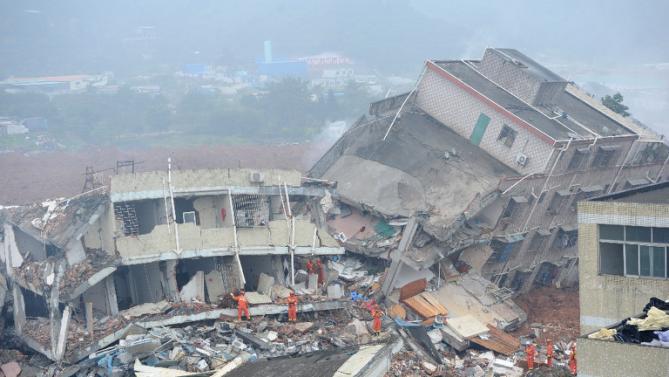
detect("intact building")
(577, 182), (669, 377)
(311, 48), (669, 294)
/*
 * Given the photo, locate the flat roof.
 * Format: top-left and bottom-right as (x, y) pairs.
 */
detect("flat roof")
(434, 61), (583, 140)
(590, 181), (669, 204)
(546, 90), (634, 137)
(111, 168), (303, 201)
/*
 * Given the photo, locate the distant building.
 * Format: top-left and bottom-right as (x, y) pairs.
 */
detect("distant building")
(577, 183), (669, 376)
(1, 74), (109, 93)
(0, 117), (28, 135)
(255, 40), (308, 79)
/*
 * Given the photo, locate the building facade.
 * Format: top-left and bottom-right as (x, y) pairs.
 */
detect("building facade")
(577, 182), (669, 377)
(311, 48), (669, 293)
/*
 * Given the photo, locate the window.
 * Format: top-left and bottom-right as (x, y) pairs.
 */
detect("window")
(591, 145), (618, 168)
(547, 190), (570, 214)
(529, 230), (551, 251)
(555, 228), (577, 249)
(568, 148), (589, 171)
(598, 224), (669, 279)
(497, 125), (517, 148)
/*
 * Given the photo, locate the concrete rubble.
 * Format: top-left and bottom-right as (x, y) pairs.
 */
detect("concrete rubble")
(2, 47), (660, 376)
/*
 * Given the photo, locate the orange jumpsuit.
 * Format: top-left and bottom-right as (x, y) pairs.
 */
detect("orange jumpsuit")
(372, 308), (383, 334)
(306, 260), (314, 274)
(317, 259), (325, 287)
(287, 294), (298, 322)
(546, 339), (554, 367)
(232, 292), (250, 321)
(526, 343), (536, 370)
(569, 344), (577, 375)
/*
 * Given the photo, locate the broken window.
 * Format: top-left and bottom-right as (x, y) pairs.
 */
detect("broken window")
(490, 237), (523, 262)
(591, 145), (618, 168)
(598, 224), (669, 279)
(624, 178), (651, 190)
(567, 147), (589, 171)
(632, 142), (669, 165)
(554, 227), (577, 249)
(497, 125), (517, 148)
(233, 194), (269, 227)
(546, 190), (570, 215)
(529, 229), (551, 251)
(571, 185), (604, 211)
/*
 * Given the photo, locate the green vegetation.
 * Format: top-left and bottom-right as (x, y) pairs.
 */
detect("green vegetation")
(0, 79), (376, 149)
(601, 92), (630, 117)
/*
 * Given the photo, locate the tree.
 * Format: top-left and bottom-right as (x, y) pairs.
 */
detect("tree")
(601, 92), (630, 117)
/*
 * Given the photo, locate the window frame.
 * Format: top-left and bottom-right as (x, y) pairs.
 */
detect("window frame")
(497, 124), (517, 148)
(598, 224), (669, 279)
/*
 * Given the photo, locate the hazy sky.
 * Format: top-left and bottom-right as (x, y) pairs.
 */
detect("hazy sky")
(1, 0), (667, 132)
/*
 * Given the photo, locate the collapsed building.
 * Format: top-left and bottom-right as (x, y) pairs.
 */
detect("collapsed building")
(311, 47), (669, 296)
(0, 168), (345, 364)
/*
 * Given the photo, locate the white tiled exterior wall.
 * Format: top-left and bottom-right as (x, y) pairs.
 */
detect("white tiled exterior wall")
(415, 67), (554, 175)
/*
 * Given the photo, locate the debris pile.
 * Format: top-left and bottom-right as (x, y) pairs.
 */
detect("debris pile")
(587, 297), (669, 348)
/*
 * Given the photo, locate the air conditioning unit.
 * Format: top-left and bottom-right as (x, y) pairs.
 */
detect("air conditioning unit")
(249, 171), (264, 183)
(515, 153), (529, 167)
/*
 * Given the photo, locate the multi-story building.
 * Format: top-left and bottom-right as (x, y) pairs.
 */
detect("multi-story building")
(1, 167), (343, 363)
(311, 48), (669, 293)
(577, 182), (669, 377)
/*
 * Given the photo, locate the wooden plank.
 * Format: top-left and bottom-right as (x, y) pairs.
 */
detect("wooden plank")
(399, 279), (426, 301)
(420, 292), (448, 316)
(402, 292), (448, 319)
(402, 296), (436, 319)
(469, 324), (520, 356)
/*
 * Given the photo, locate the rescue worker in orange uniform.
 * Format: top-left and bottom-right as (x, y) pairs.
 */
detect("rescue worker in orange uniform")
(306, 259), (314, 275)
(372, 305), (383, 335)
(526, 342), (536, 370)
(546, 339), (554, 367)
(317, 259), (325, 287)
(569, 343), (577, 375)
(287, 291), (298, 322)
(231, 289), (250, 321)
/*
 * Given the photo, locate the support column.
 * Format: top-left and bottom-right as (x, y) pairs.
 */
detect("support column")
(11, 285), (25, 335)
(161, 260), (180, 302)
(381, 217), (418, 297)
(104, 275), (119, 315)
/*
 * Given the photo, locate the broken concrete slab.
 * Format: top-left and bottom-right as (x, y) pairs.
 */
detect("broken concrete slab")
(308, 273), (319, 290)
(120, 301), (171, 320)
(327, 284), (343, 298)
(256, 273), (274, 296)
(271, 284), (292, 299)
(234, 330), (270, 350)
(446, 315), (489, 339)
(205, 270), (226, 302)
(133, 358), (199, 377)
(1, 362), (21, 377)
(294, 322), (314, 333)
(245, 291), (272, 305)
(180, 271), (205, 302)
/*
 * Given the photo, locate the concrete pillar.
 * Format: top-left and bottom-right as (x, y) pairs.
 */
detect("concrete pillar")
(161, 260), (180, 302)
(11, 284), (25, 334)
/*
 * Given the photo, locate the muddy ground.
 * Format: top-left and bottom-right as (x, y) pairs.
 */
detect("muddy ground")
(0, 142), (329, 205)
(511, 286), (580, 343)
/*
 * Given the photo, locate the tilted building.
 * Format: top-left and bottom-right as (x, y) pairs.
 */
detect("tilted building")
(1, 168), (343, 363)
(311, 48), (669, 294)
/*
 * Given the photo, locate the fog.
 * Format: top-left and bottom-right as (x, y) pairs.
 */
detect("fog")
(0, 0), (667, 143)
